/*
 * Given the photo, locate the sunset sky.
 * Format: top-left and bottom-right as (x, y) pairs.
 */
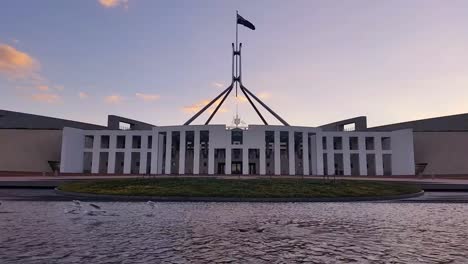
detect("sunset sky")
(1, 0), (468, 127)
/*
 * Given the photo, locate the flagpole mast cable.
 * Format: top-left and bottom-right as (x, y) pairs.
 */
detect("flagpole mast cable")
(235, 10), (239, 97)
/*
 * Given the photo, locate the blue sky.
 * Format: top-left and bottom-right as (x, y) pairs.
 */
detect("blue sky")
(1, 0), (468, 127)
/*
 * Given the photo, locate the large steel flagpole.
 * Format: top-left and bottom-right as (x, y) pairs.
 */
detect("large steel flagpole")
(235, 10), (238, 97)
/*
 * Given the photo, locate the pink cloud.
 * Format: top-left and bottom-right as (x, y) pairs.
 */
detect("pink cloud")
(30, 93), (61, 103)
(135, 92), (160, 102)
(104, 94), (124, 104)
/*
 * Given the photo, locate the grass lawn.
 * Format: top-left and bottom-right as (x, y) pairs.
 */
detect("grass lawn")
(59, 178), (421, 198)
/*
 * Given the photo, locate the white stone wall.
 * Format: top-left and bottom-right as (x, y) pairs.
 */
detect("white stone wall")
(60, 125), (415, 176)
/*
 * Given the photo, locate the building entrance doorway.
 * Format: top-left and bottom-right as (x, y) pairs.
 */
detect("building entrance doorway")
(249, 163), (257, 174)
(232, 162), (242, 174)
(217, 163), (225, 174)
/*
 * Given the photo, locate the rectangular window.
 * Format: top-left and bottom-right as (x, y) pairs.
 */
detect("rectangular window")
(322, 137), (327, 150)
(132, 135), (141, 149)
(148, 136), (153, 149)
(365, 137), (375, 150)
(119, 122), (131, 130)
(383, 154), (392, 175)
(101, 135), (110, 149)
(84, 135), (94, 148)
(323, 153), (328, 175)
(231, 129), (243, 145)
(343, 123), (356, 131)
(381, 137), (391, 150)
(333, 137), (342, 150)
(349, 137), (358, 150)
(117, 135), (126, 148)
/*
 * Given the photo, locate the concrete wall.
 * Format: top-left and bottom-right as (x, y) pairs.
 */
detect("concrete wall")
(414, 132), (468, 175)
(320, 116), (367, 131)
(368, 113), (468, 132)
(0, 129), (62, 172)
(107, 115), (155, 130)
(0, 109), (105, 130)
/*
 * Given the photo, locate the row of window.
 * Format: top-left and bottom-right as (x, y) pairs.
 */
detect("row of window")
(84, 135), (153, 149)
(322, 136), (391, 151)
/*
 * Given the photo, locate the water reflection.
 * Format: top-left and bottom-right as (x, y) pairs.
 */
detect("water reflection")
(1, 202), (467, 263)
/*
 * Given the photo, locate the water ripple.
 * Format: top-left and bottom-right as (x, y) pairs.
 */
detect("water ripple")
(0, 202), (467, 263)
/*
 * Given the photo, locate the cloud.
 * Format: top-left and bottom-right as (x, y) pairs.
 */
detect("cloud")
(98, 0), (128, 8)
(36, 85), (49, 91)
(236, 95), (248, 103)
(182, 99), (228, 114)
(30, 93), (61, 103)
(135, 92), (160, 102)
(0, 44), (39, 79)
(79, 92), (89, 99)
(258, 92), (271, 100)
(212, 82), (225, 88)
(104, 94), (124, 104)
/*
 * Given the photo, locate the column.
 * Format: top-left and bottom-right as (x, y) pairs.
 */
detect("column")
(311, 134), (319, 175)
(107, 135), (116, 174)
(150, 131), (159, 174)
(343, 135), (351, 176)
(208, 145), (214, 175)
(274, 130), (281, 175)
(225, 147), (232, 175)
(242, 148), (249, 175)
(139, 135), (148, 174)
(259, 147), (266, 175)
(164, 131), (172, 175)
(179, 130), (186, 174)
(302, 132), (310, 175)
(91, 135), (100, 174)
(327, 136), (335, 175)
(288, 131), (295, 175)
(123, 135), (131, 174)
(193, 130), (200, 174)
(157, 134), (164, 174)
(358, 136), (367, 176)
(375, 136), (384, 176)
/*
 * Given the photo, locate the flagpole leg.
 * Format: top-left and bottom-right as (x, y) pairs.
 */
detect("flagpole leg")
(235, 10), (239, 97)
(236, 10), (238, 51)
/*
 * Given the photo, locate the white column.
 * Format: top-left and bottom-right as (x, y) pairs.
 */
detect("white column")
(242, 148), (249, 175)
(208, 145), (214, 175)
(274, 130), (281, 175)
(123, 135), (132, 174)
(193, 130), (200, 174)
(311, 134), (319, 175)
(91, 135), (100, 174)
(327, 136), (335, 175)
(358, 136), (367, 176)
(150, 132), (159, 174)
(157, 134), (164, 174)
(302, 132), (309, 175)
(164, 131), (172, 175)
(225, 147), (232, 175)
(107, 135), (116, 174)
(179, 131), (186, 174)
(375, 136), (384, 176)
(259, 147), (266, 175)
(343, 135), (351, 176)
(288, 131), (295, 175)
(139, 135), (148, 174)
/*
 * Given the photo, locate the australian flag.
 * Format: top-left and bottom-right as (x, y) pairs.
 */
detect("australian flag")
(237, 14), (255, 30)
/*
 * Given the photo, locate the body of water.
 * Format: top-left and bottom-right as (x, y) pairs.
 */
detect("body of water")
(1, 200), (468, 263)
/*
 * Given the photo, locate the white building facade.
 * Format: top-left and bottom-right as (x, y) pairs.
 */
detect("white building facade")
(60, 125), (415, 176)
